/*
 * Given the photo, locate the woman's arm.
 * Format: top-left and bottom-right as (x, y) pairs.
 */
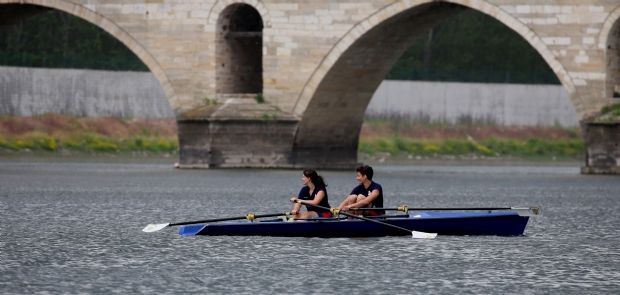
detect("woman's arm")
(305, 190), (325, 205)
(290, 197), (302, 214)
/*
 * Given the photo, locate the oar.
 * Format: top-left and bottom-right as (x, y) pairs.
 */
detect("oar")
(352, 206), (541, 216)
(142, 212), (290, 233)
(291, 200), (437, 239)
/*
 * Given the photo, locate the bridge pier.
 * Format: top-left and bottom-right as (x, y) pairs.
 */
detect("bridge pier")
(177, 99), (298, 168)
(581, 118), (620, 175)
(177, 98), (360, 169)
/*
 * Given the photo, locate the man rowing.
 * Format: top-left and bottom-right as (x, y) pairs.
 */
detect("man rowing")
(337, 165), (385, 216)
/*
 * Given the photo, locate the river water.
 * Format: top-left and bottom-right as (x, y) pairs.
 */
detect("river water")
(0, 159), (618, 294)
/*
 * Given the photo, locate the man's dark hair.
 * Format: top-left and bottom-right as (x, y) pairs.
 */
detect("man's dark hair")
(355, 165), (373, 180)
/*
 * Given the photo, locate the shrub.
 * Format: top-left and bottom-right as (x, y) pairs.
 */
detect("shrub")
(601, 103), (620, 116)
(359, 136), (584, 159)
(422, 143), (440, 155)
(0, 138), (18, 150)
(88, 141), (118, 152)
(439, 140), (475, 155)
(28, 133), (57, 151)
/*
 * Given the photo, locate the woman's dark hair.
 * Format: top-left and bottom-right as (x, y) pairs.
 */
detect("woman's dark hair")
(355, 165), (373, 180)
(303, 169), (327, 188)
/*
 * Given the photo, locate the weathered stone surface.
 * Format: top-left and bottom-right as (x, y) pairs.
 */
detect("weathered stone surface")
(581, 119), (620, 175)
(177, 98), (299, 168)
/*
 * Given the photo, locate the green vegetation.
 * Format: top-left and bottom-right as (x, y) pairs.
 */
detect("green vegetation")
(601, 103), (620, 117)
(360, 137), (583, 159)
(0, 114), (584, 159)
(0, 133), (178, 154)
(359, 119), (583, 160)
(586, 103), (620, 123)
(255, 93), (265, 104)
(0, 114), (177, 155)
(0, 9), (147, 71)
(385, 9), (559, 84)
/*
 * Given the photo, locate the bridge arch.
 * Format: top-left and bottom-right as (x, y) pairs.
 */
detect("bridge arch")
(0, 0), (178, 110)
(295, 0), (576, 116)
(291, 0), (576, 167)
(599, 5), (620, 99)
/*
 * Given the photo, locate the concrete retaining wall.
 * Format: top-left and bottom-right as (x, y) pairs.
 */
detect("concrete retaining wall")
(368, 80), (578, 127)
(0, 66), (174, 119)
(1, 66), (579, 126)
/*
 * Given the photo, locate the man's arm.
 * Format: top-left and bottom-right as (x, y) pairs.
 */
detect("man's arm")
(347, 189), (380, 209)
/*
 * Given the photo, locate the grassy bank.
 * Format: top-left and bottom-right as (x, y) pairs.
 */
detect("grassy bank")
(0, 114), (584, 160)
(360, 119), (583, 160)
(0, 114), (177, 155)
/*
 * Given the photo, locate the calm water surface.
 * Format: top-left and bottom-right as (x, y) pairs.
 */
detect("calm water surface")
(0, 159), (618, 294)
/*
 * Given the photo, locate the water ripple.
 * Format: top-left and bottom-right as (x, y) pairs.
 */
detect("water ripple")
(1, 160), (618, 294)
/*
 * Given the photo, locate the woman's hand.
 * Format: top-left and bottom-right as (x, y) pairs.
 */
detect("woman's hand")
(290, 197), (299, 203)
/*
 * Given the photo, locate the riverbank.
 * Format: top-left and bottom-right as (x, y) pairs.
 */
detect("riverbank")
(0, 114), (177, 154)
(360, 119), (583, 162)
(0, 114), (584, 163)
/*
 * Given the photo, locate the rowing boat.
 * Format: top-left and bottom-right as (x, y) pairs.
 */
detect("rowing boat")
(178, 209), (537, 237)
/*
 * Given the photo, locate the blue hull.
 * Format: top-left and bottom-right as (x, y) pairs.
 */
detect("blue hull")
(179, 211), (530, 237)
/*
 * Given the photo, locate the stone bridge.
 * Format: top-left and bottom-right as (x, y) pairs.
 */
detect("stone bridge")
(2, 0), (619, 169)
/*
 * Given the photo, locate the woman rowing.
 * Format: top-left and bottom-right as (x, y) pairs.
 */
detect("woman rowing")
(289, 169), (332, 219)
(337, 165), (385, 216)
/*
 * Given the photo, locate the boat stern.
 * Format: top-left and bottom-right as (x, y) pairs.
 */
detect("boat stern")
(179, 224), (206, 236)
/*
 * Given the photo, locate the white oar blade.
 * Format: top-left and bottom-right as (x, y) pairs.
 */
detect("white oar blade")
(512, 207), (542, 217)
(142, 223), (170, 233)
(411, 230), (437, 239)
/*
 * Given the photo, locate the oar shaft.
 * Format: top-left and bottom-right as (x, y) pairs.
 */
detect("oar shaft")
(353, 207), (513, 211)
(338, 210), (414, 234)
(301, 202), (413, 235)
(351, 206), (540, 217)
(169, 213), (286, 226)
